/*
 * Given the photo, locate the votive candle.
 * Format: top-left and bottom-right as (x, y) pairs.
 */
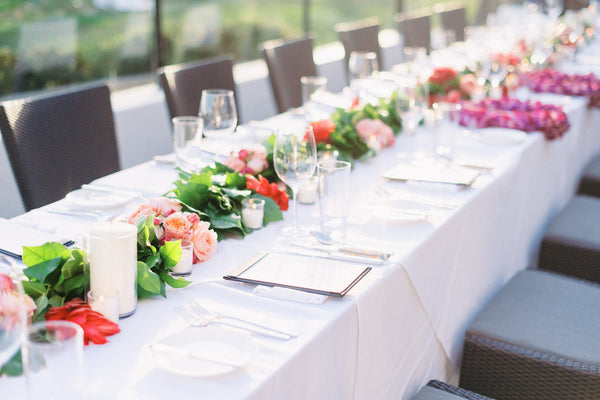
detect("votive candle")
(88, 288), (119, 324)
(171, 240), (194, 276)
(241, 198), (265, 229)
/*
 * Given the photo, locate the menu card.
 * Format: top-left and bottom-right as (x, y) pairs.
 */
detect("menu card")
(0, 219), (72, 259)
(383, 162), (480, 186)
(224, 252), (372, 297)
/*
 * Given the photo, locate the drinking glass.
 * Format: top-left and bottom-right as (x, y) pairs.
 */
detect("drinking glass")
(23, 320), (84, 400)
(273, 126), (317, 237)
(200, 89), (238, 139)
(172, 116), (204, 171)
(317, 161), (351, 241)
(395, 76), (429, 135)
(0, 256), (27, 367)
(348, 51), (379, 81)
(301, 76), (327, 122)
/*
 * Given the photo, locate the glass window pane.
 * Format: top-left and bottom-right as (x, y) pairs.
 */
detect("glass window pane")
(162, 0), (303, 65)
(0, 1), (155, 97)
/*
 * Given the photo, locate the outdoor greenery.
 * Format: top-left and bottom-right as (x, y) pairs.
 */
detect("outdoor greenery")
(0, 0), (477, 97)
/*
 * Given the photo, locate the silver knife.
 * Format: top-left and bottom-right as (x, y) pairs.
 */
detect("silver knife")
(284, 248), (385, 265)
(291, 241), (391, 260)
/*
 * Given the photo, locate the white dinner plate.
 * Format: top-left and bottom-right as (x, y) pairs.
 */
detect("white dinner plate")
(65, 188), (137, 210)
(152, 328), (257, 378)
(470, 128), (528, 146)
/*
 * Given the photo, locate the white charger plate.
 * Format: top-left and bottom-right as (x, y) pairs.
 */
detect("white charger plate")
(65, 188), (136, 210)
(370, 206), (429, 224)
(471, 128), (528, 146)
(152, 328), (257, 378)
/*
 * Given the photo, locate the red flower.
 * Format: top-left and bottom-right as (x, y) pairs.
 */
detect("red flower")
(246, 175), (289, 211)
(308, 119), (335, 144)
(428, 67), (458, 85)
(45, 299), (120, 345)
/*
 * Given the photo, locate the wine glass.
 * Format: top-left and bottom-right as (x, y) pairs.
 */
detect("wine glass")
(273, 126), (317, 237)
(200, 89), (238, 140)
(348, 51), (379, 104)
(395, 76), (429, 135)
(0, 256), (28, 367)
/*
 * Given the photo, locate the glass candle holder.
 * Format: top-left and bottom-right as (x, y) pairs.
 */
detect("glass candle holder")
(297, 177), (318, 204)
(241, 198), (265, 230)
(171, 240), (194, 276)
(87, 288), (119, 324)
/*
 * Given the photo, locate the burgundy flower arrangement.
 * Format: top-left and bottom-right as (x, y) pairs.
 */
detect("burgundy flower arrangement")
(456, 98), (570, 140)
(522, 69), (600, 108)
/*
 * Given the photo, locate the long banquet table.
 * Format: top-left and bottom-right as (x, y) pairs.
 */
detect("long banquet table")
(4, 10), (600, 398)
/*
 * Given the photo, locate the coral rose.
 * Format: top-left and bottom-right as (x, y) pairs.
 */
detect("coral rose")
(309, 119), (336, 144)
(163, 212), (193, 241)
(191, 221), (218, 263)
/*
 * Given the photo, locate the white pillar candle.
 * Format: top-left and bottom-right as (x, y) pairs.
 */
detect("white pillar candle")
(87, 222), (137, 318)
(87, 288), (119, 324)
(297, 178), (318, 204)
(171, 240), (193, 276)
(241, 198), (265, 229)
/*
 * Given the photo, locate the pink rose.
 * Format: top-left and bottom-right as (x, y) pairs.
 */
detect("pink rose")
(148, 197), (181, 216)
(225, 154), (246, 172)
(459, 74), (477, 96)
(191, 221), (218, 263)
(163, 212), (193, 241)
(127, 204), (154, 224)
(246, 156), (268, 174)
(355, 119), (395, 151)
(0, 272), (15, 291)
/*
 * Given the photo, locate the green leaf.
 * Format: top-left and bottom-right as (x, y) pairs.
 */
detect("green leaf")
(143, 253), (161, 270)
(47, 294), (64, 308)
(210, 212), (243, 230)
(22, 281), (48, 300)
(62, 250), (84, 279)
(136, 261), (163, 297)
(159, 270), (191, 289)
(0, 350), (23, 377)
(22, 242), (70, 266)
(23, 257), (63, 283)
(159, 240), (182, 269)
(33, 295), (49, 322)
(63, 274), (87, 300)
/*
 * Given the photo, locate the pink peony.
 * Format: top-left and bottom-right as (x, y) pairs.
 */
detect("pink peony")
(0, 272), (15, 291)
(459, 74), (477, 96)
(163, 212), (193, 241)
(127, 204), (154, 224)
(355, 119), (395, 151)
(191, 221), (218, 263)
(225, 155), (246, 172)
(148, 197), (182, 216)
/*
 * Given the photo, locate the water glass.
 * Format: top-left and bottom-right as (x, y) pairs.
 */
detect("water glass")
(348, 51), (379, 81)
(301, 76), (327, 122)
(395, 76), (429, 135)
(172, 115), (203, 170)
(318, 161), (351, 241)
(23, 320), (85, 400)
(200, 89), (238, 139)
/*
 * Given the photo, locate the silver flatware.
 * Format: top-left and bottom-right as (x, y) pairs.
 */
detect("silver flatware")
(284, 247), (385, 266)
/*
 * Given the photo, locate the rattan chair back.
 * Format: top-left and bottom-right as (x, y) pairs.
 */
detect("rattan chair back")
(395, 9), (432, 52)
(0, 84), (120, 211)
(335, 18), (382, 82)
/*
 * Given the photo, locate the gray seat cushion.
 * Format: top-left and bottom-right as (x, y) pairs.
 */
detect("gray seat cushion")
(578, 154), (600, 198)
(413, 380), (495, 400)
(539, 195), (600, 283)
(460, 269), (600, 400)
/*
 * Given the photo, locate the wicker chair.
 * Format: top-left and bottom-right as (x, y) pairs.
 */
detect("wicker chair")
(460, 269), (600, 399)
(0, 84), (120, 211)
(413, 380), (495, 400)
(335, 18), (382, 82)
(538, 195), (600, 284)
(578, 154), (600, 198)
(395, 9), (432, 53)
(260, 37), (317, 113)
(158, 56), (237, 121)
(435, 3), (467, 42)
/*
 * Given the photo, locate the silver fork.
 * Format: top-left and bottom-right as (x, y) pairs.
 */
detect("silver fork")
(188, 299), (297, 340)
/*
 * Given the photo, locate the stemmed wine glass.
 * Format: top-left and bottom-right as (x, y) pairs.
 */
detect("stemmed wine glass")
(200, 89), (238, 140)
(0, 256), (28, 367)
(273, 126), (317, 237)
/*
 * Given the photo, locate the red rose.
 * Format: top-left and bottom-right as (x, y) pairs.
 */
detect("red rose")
(46, 299), (120, 345)
(445, 89), (462, 103)
(308, 119), (335, 144)
(246, 175), (289, 211)
(428, 67), (458, 85)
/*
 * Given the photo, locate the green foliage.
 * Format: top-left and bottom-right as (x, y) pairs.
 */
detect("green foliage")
(170, 163), (282, 239)
(132, 215), (189, 298)
(21, 243), (87, 322)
